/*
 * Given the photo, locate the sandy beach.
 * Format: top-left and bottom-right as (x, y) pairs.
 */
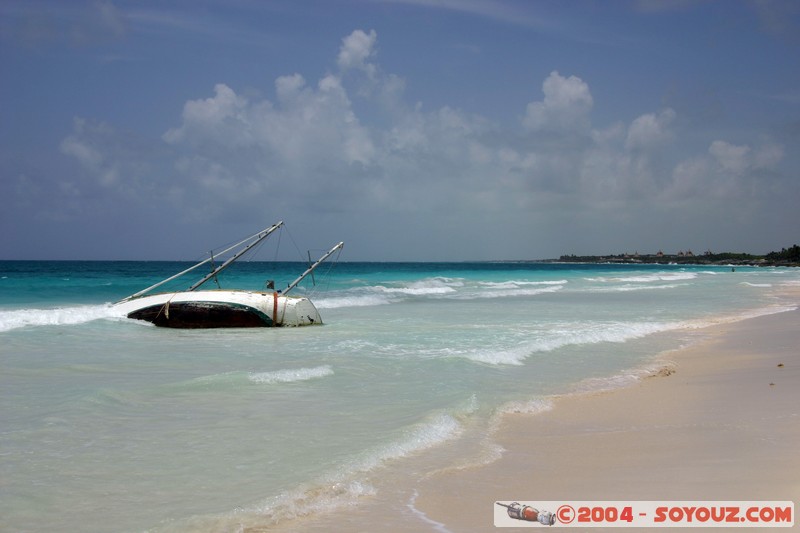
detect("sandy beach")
(277, 305), (799, 532)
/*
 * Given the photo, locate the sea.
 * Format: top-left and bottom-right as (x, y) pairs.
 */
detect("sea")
(1, 259), (798, 532)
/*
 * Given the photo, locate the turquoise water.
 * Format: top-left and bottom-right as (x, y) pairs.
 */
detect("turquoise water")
(1, 260), (798, 531)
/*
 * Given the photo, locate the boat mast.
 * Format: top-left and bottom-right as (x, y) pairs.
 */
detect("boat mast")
(117, 225), (280, 302)
(283, 242), (344, 295)
(188, 221), (284, 291)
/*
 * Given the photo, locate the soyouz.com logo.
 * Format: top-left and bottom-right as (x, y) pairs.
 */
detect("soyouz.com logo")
(494, 501), (794, 528)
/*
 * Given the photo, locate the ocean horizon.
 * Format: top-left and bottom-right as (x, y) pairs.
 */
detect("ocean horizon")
(2, 260), (799, 531)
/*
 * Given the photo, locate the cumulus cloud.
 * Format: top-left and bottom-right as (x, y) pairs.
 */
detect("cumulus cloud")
(337, 29), (377, 73)
(51, 28), (793, 257)
(153, 38), (787, 223)
(665, 139), (784, 201)
(625, 108), (675, 151)
(709, 140), (750, 175)
(523, 71), (593, 133)
(163, 75), (373, 167)
(162, 83), (252, 146)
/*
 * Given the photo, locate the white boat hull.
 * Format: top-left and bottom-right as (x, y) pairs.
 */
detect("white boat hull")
(114, 290), (322, 328)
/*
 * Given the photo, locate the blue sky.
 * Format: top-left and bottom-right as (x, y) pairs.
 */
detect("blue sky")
(2, 0), (798, 261)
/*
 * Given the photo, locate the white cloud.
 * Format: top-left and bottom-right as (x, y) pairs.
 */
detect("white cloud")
(625, 108), (675, 151)
(163, 74), (374, 168)
(162, 83), (252, 146)
(60, 134), (102, 169)
(664, 139), (785, 202)
(523, 71), (593, 133)
(49, 28), (794, 258)
(275, 73), (306, 103)
(337, 29), (378, 73)
(72, 35), (777, 219)
(709, 140), (750, 175)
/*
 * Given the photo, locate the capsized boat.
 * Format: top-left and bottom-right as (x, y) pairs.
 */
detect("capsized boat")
(113, 222), (343, 328)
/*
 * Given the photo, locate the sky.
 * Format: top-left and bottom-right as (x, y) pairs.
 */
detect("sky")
(1, 0), (799, 261)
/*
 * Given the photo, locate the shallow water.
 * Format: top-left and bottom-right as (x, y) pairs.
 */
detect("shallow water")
(1, 260), (798, 531)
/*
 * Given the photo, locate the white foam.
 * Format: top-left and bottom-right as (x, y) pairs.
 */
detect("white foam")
(248, 365), (334, 384)
(315, 278), (568, 308)
(234, 413), (463, 528)
(677, 304), (797, 330)
(498, 397), (554, 416)
(315, 278), (467, 308)
(240, 480), (377, 529)
(314, 294), (392, 309)
(465, 345), (532, 366)
(591, 283), (681, 292)
(375, 284), (458, 296)
(618, 272), (697, 282)
(406, 490), (455, 533)
(479, 279), (567, 289)
(474, 284), (564, 299)
(487, 398), (555, 441)
(0, 304), (123, 332)
(465, 321), (677, 366)
(351, 413), (464, 472)
(569, 370), (646, 394)
(587, 271), (698, 283)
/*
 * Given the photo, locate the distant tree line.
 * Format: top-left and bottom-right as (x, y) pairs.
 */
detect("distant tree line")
(557, 244), (799, 266)
(765, 244), (800, 263)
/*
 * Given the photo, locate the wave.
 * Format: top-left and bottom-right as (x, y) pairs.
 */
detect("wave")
(465, 303), (798, 367)
(315, 277), (463, 309)
(137, 366), (336, 397)
(165, 366), (335, 391)
(373, 277), (462, 296)
(568, 368), (652, 395)
(0, 304), (123, 333)
(497, 397), (554, 416)
(315, 294), (392, 309)
(677, 303), (797, 330)
(200, 410), (466, 531)
(317, 277), (567, 309)
(478, 279), (567, 289)
(471, 284), (564, 299)
(587, 271), (698, 283)
(464, 320), (678, 366)
(248, 365), (334, 385)
(344, 412), (464, 475)
(590, 283), (683, 292)
(618, 272), (698, 282)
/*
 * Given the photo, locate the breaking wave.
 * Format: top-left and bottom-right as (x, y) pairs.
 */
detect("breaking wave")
(586, 271), (698, 283)
(0, 304), (123, 333)
(248, 365), (334, 384)
(316, 277), (567, 308)
(464, 320), (678, 366)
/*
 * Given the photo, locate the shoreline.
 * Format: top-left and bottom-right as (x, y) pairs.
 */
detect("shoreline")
(411, 306), (800, 531)
(273, 304), (799, 532)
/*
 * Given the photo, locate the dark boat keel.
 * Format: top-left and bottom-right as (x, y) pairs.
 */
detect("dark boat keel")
(127, 302), (273, 328)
